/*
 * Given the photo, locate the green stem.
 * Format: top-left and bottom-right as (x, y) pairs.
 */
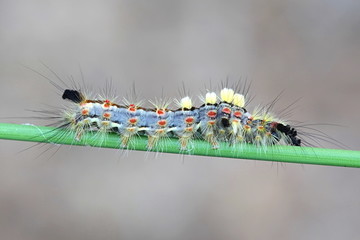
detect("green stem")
(0, 123), (359, 168)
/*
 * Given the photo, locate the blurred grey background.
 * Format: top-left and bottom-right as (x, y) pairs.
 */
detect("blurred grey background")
(1, 0), (360, 239)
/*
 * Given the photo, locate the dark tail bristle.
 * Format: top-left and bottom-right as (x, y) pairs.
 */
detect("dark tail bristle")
(276, 123), (301, 146)
(62, 89), (83, 103)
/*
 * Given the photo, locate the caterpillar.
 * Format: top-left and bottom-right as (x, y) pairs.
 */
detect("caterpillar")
(43, 78), (302, 153)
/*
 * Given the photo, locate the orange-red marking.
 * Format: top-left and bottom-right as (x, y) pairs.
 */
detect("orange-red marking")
(129, 118), (137, 124)
(207, 110), (217, 118)
(233, 111), (242, 118)
(156, 109), (165, 116)
(185, 117), (194, 124)
(158, 119), (167, 126)
(208, 120), (216, 125)
(81, 109), (89, 115)
(103, 99), (111, 108)
(103, 112), (111, 119)
(185, 127), (193, 132)
(222, 107), (231, 114)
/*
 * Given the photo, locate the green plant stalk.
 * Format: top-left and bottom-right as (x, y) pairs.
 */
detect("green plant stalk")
(0, 123), (359, 168)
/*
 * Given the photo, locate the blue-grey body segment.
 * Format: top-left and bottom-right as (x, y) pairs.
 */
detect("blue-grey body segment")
(71, 100), (300, 147)
(88, 104), (103, 117)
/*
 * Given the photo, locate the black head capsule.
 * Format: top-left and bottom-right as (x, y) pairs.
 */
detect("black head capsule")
(62, 89), (83, 103)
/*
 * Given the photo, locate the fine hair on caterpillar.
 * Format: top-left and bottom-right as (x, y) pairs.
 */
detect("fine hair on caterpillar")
(21, 63), (344, 158)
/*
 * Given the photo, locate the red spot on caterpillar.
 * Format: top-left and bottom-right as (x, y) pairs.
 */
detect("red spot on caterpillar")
(103, 99), (111, 108)
(222, 107), (231, 114)
(81, 109), (89, 115)
(257, 126), (264, 131)
(244, 125), (251, 130)
(185, 117), (194, 124)
(157, 109), (165, 115)
(185, 127), (193, 132)
(128, 107), (136, 112)
(158, 120), (167, 126)
(103, 112), (111, 119)
(129, 118), (137, 124)
(207, 110), (217, 118)
(208, 120), (216, 125)
(233, 111), (242, 118)
(270, 122), (278, 129)
(129, 104), (135, 108)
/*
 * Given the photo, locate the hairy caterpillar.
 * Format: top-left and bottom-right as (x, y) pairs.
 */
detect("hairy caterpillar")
(31, 67), (302, 153)
(60, 87), (301, 150)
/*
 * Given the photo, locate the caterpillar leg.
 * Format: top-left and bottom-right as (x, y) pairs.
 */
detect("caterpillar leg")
(229, 120), (244, 145)
(120, 126), (138, 148)
(202, 124), (219, 149)
(176, 125), (198, 151)
(146, 127), (170, 150)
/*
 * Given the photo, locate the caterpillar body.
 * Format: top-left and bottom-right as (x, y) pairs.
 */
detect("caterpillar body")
(58, 84), (301, 152)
